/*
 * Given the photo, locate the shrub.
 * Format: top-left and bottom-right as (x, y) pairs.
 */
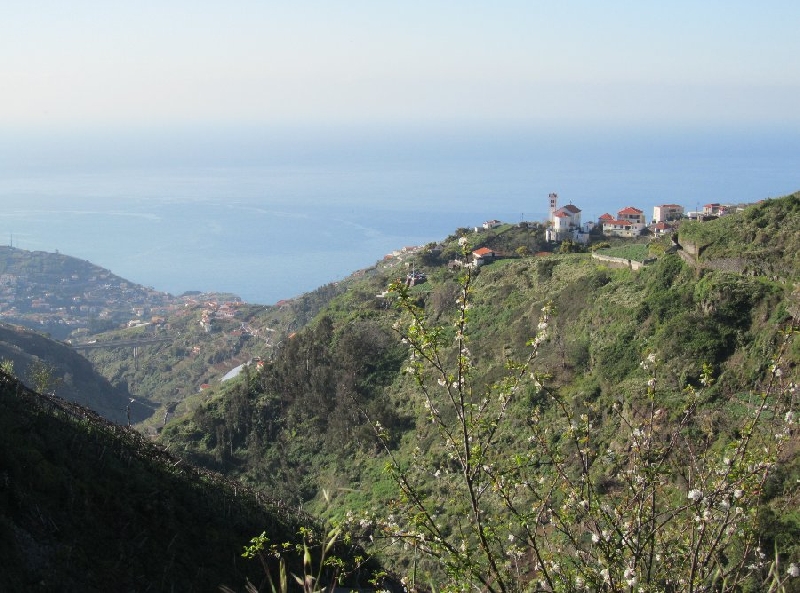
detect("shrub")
(368, 260), (798, 592)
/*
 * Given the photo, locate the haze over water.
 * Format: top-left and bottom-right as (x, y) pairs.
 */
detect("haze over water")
(2, 3), (799, 303)
(0, 124), (797, 305)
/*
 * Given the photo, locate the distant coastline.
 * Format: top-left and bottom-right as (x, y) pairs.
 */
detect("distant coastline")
(1, 125), (797, 304)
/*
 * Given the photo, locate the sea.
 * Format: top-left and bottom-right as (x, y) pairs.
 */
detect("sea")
(0, 122), (797, 305)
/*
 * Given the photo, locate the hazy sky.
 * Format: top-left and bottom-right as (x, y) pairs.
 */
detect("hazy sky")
(3, 1), (800, 131)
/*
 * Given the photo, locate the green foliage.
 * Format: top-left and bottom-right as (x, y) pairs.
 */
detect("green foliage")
(558, 239), (584, 254)
(26, 358), (61, 394)
(231, 526), (384, 593)
(0, 358), (13, 375)
(679, 193), (800, 280)
(0, 371), (320, 591)
(152, 195), (799, 590)
(377, 267), (798, 592)
(594, 242), (651, 262)
(160, 312), (409, 507)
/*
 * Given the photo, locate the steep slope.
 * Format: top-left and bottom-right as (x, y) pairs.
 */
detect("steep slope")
(0, 371), (386, 591)
(159, 193), (799, 584)
(0, 245), (182, 339)
(0, 323), (137, 424)
(81, 277), (354, 433)
(0, 243), (353, 427)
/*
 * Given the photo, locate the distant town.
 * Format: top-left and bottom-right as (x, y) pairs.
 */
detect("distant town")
(0, 246), (242, 340)
(0, 195), (749, 339)
(543, 193), (743, 243)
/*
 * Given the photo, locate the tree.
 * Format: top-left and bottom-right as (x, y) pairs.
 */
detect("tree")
(373, 257), (797, 592)
(0, 359), (14, 376)
(27, 359), (62, 395)
(558, 239), (582, 254)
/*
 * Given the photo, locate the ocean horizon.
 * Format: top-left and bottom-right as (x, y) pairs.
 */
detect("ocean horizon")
(0, 123), (797, 305)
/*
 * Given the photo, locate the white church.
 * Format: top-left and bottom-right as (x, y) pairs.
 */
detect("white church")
(545, 193), (591, 243)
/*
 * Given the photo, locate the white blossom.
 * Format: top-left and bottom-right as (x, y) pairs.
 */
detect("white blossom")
(688, 489), (703, 502)
(787, 563), (799, 578)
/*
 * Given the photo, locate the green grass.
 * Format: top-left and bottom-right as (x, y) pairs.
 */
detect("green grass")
(596, 243), (651, 262)
(148, 198), (800, 588)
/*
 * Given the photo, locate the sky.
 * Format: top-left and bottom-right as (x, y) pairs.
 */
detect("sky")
(3, 1), (800, 132)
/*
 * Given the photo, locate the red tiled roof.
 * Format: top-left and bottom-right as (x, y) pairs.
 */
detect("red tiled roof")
(473, 247), (494, 256)
(618, 206), (643, 215)
(561, 204), (581, 213)
(598, 213), (614, 220)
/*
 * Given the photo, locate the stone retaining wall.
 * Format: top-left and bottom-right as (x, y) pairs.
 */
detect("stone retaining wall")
(591, 252), (646, 270)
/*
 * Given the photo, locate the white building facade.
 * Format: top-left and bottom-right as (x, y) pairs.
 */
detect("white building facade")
(653, 204), (684, 223)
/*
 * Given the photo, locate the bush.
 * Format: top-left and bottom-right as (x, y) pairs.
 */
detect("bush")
(369, 263), (798, 592)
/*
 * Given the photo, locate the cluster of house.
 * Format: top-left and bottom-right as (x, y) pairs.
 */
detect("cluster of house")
(0, 266), (184, 335)
(197, 300), (241, 333)
(546, 193), (732, 243)
(379, 195), (734, 279)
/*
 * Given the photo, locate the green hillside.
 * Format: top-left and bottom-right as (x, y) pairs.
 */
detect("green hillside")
(80, 277), (354, 433)
(0, 245), (178, 339)
(0, 371), (388, 591)
(159, 193), (800, 590)
(0, 323), (136, 424)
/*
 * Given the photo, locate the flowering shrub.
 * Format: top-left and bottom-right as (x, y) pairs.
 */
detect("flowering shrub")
(374, 258), (798, 592)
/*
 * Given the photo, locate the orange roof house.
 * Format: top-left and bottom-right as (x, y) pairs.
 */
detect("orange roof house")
(472, 247), (497, 267)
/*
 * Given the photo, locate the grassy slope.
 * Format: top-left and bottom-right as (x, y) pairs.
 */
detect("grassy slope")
(0, 323), (136, 424)
(679, 191), (800, 280)
(158, 194), (800, 578)
(0, 372), (333, 592)
(83, 278), (354, 433)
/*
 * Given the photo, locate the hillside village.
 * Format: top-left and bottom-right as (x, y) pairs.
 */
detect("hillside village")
(0, 194), (743, 339)
(378, 193), (747, 284)
(0, 193), (796, 591)
(0, 192), (754, 354)
(543, 192), (744, 243)
(0, 246), (247, 341)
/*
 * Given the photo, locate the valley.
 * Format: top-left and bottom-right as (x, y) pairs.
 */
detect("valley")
(0, 193), (798, 590)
